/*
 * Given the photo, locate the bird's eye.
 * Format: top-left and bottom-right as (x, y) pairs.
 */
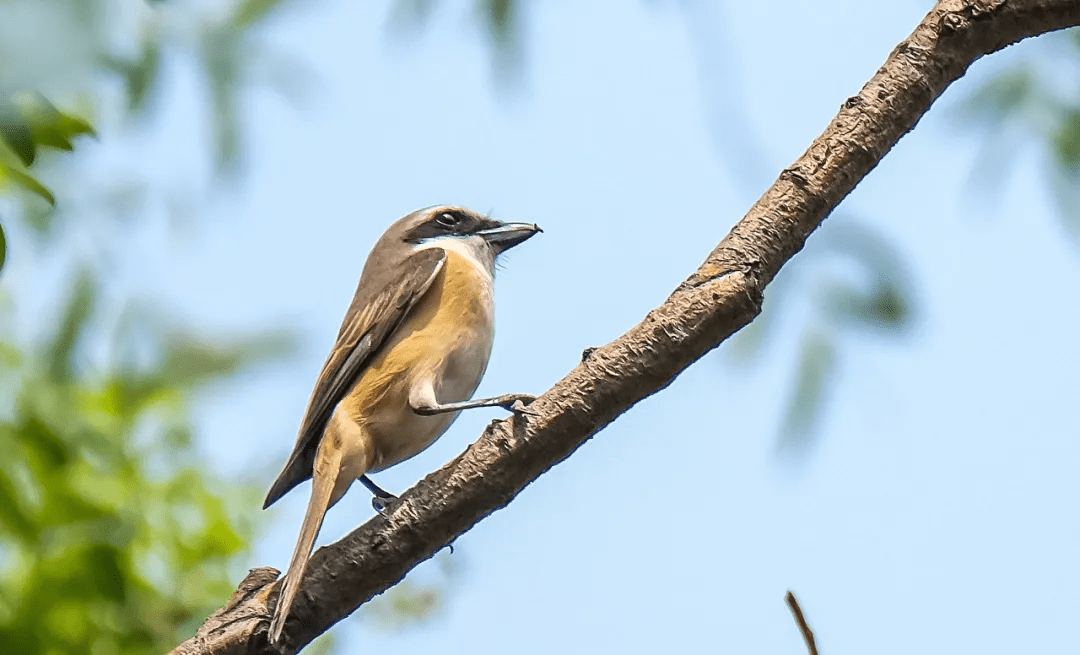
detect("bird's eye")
(436, 213), (459, 228)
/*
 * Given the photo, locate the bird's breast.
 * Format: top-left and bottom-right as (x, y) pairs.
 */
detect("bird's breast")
(344, 249), (496, 470)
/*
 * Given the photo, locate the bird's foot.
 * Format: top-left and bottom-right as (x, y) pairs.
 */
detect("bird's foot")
(500, 393), (538, 416)
(372, 493), (399, 516)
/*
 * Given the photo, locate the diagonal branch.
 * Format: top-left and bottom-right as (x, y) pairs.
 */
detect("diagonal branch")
(786, 591), (820, 655)
(170, 1), (1080, 653)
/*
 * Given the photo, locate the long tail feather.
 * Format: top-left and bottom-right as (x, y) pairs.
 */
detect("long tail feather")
(268, 447), (342, 644)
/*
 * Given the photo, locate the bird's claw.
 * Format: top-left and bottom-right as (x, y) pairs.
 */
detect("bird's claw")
(372, 494), (399, 516)
(502, 394), (538, 416)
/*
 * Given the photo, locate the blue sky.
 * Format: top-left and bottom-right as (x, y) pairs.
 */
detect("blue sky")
(43, 0), (1080, 652)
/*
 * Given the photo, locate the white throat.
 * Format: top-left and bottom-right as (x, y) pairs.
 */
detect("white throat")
(413, 235), (495, 279)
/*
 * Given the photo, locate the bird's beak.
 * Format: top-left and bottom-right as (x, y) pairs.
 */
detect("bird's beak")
(477, 222), (542, 254)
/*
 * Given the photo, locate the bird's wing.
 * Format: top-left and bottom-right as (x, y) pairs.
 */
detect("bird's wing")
(263, 247), (446, 508)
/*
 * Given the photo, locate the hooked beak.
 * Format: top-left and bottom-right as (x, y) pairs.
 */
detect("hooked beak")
(477, 221), (542, 254)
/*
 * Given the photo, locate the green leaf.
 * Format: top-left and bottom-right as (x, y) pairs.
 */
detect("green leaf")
(478, 0), (523, 84)
(815, 220), (915, 335)
(481, 0), (516, 40)
(104, 39), (163, 115)
(46, 272), (95, 380)
(199, 27), (244, 174)
(824, 282), (911, 333)
(777, 330), (837, 455)
(84, 544), (128, 601)
(0, 466), (38, 544)
(0, 221), (6, 272)
(0, 92), (95, 167)
(33, 114), (95, 152)
(0, 341), (20, 368)
(1047, 164), (1080, 247)
(1052, 107), (1080, 176)
(231, 0), (292, 28)
(20, 415), (73, 470)
(0, 102), (37, 166)
(0, 163), (56, 205)
(160, 329), (297, 389)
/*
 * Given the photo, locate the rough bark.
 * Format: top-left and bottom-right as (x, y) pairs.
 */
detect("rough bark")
(170, 1), (1080, 653)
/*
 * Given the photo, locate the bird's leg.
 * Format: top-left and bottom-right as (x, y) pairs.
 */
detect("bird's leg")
(360, 474), (395, 499)
(360, 475), (398, 514)
(411, 393), (538, 416)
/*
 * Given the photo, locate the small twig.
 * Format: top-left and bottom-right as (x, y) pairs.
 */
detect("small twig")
(785, 591), (819, 655)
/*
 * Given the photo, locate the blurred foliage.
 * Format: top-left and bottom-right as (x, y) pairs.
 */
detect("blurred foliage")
(729, 219), (916, 455)
(364, 551), (460, 631)
(391, 0), (524, 85)
(0, 275), (295, 653)
(671, 3), (921, 457)
(721, 22), (1080, 457)
(0, 91), (96, 210)
(687, 8), (1080, 457)
(0, 0), (303, 652)
(0, 1), (460, 651)
(0, 0), (306, 249)
(959, 26), (1080, 244)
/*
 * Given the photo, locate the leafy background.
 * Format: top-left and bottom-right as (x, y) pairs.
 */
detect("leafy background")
(1, 1), (1077, 654)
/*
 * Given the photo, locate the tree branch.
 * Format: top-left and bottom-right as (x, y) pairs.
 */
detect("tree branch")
(785, 591), (819, 655)
(171, 1), (1080, 653)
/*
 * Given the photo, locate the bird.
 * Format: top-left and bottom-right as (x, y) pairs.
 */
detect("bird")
(263, 205), (541, 644)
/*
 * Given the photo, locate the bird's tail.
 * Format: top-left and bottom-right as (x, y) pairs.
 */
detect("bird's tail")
(268, 445), (343, 644)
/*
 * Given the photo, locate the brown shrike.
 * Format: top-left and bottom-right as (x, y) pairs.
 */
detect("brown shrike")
(263, 206), (540, 644)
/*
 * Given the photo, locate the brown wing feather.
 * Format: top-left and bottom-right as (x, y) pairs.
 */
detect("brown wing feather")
(263, 248), (446, 508)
